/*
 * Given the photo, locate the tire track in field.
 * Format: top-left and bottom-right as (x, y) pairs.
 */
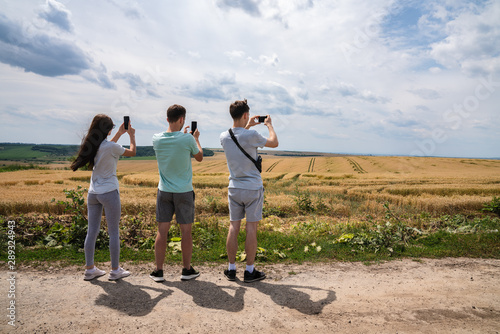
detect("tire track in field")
(308, 158), (316, 172)
(195, 161), (225, 173)
(266, 160), (281, 172)
(345, 157), (367, 174)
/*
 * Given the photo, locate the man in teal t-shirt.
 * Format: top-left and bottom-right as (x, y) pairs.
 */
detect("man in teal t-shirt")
(153, 130), (199, 193)
(150, 104), (203, 283)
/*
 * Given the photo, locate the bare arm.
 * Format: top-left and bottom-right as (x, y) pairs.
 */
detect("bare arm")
(113, 123), (136, 157)
(245, 116), (260, 130)
(192, 129), (203, 162)
(264, 115), (279, 148)
(122, 131), (136, 157)
(110, 123), (125, 143)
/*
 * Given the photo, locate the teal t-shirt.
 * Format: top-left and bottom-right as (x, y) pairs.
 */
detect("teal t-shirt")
(152, 131), (199, 193)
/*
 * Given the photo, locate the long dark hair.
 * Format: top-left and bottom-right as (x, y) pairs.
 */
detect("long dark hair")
(70, 114), (114, 171)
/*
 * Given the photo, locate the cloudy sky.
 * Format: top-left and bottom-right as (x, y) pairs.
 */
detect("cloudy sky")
(1, 0), (499, 158)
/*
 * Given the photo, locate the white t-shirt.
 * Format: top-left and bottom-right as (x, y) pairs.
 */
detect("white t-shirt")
(220, 127), (267, 190)
(88, 139), (126, 194)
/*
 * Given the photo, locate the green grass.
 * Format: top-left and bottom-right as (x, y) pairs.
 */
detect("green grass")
(2, 189), (499, 267)
(11, 229), (499, 266)
(3, 215), (499, 267)
(0, 143), (77, 162)
(0, 145), (48, 160)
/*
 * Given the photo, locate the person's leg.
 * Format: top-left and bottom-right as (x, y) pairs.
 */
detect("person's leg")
(179, 223), (193, 270)
(245, 221), (259, 266)
(241, 188), (266, 282)
(226, 220), (241, 264)
(85, 193), (103, 270)
(99, 190), (122, 270)
(154, 189), (174, 271)
(154, 222), (171, 270)
(174, 191), (197, 273)
(226, 188), (245, 270)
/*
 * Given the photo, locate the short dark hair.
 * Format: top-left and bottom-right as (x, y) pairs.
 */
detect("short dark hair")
(229, 99), (250, 120)
(167, 104), (186, 123)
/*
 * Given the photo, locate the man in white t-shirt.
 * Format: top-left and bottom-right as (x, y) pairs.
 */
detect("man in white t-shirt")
(220, 99), (279, 283)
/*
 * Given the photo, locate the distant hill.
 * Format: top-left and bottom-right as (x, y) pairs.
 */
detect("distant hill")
(0, 143), (79, 162)
(0, 142), (335, 164)
(0, 143), (214, 163)
(210, 148), (343, 157)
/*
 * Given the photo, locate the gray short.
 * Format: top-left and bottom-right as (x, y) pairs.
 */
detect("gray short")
(228, 187), (264, 222)
(156, 189), (195, 224)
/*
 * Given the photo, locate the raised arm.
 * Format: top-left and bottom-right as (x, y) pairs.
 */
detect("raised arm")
(192, 129), (203, 162)
(264, 115), (278, 148)
(113, 123), (136, 157)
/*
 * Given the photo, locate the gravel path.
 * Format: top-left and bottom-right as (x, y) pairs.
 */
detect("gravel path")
(2, 258), (500, 333)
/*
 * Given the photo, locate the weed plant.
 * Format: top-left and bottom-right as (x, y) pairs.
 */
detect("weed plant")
(47, 186), (108, 249)
(1, 188), (499, 265)
(482, 196), (500, 216)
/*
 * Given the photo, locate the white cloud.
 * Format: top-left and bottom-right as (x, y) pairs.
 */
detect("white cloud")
(0, 11), (115, 89)
(38, 0), (73, 32)
(105, 0), (144, 20)
(430, 1), (500, 76)
(216, 0), (261, 17)
(179, 72), (238, 102)
(408, 88), (441, 100)
(225, 50), (246, 60)
(0, 0), (498, 157)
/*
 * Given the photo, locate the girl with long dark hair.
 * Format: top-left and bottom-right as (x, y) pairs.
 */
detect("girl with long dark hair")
(71, 114), (136, 281)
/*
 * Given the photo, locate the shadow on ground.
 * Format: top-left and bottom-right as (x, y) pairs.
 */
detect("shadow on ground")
(90, 276), (336, 316)
(90, 279), (172, 316)
(236, 279), (336, 315)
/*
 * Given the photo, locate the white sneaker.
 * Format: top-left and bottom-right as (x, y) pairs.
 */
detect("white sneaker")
(84, 267), (106, 281)
(108, 267), (130, 281)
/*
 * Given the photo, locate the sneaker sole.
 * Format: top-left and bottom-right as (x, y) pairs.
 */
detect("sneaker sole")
(180, 273), (200, 281)
(150, 275), (165, 282)
(84, 272), (106, 281)
(244, 275), (266, 283)
(108, 273), (131, 281)
(224, 272), (236, 281)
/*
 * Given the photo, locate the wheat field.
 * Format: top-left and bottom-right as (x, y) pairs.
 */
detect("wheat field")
(1, 155), (500, 222)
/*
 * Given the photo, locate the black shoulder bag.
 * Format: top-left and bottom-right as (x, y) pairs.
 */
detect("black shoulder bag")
(228, 128), (262, 173)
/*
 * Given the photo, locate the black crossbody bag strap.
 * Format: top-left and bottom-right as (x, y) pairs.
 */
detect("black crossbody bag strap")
(228, 128), (257, 164)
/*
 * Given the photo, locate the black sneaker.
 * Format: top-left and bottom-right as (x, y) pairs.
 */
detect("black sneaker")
(149, 269), (165, 282)
(181, 266), (200, 281)
(224, 269), (236, 281)
(244, 269), (266, 283)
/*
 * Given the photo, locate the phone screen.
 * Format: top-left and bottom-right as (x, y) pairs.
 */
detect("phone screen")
(124, 116), (130, 130)
(191, 121), (197, 134)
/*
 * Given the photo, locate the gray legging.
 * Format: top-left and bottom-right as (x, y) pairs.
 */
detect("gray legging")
(85, 190), (121, 269)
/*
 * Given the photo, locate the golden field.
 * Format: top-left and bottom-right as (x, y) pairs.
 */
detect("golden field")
(1, 154), (500, 223)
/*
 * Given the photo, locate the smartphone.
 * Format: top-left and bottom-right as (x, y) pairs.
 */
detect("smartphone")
(124, 116), (130, 130)
(191, 121), (197, 134)
(258, 116), (267, 123)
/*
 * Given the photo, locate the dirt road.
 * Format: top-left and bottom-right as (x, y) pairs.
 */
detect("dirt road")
(1, 258), (499, 333)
